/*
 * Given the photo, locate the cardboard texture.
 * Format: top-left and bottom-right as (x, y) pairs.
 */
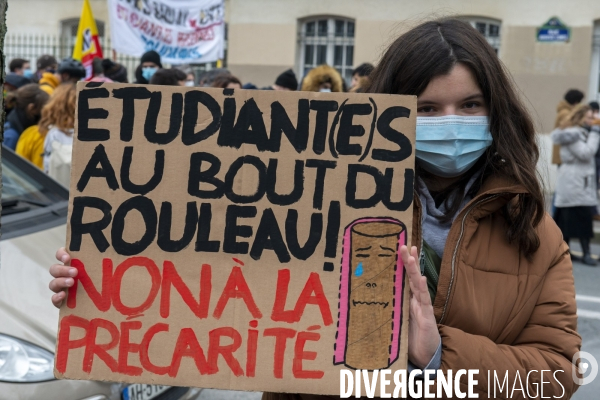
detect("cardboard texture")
(55, 82), (417, 395)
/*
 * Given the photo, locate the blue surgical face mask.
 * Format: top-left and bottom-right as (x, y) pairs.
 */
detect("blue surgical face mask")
(415, 115), (493, 178)
(142, 67), (158, 81)
(23, 69), (33, 79)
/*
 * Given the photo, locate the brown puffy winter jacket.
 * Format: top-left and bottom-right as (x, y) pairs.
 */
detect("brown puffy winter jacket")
(263, 175), (581, 400)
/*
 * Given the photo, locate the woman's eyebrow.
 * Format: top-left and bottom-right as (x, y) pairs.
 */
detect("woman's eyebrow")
(461, 93), (484, 102)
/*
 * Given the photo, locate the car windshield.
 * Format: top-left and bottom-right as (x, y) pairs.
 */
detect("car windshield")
(2, 155), (54, 205)
(1, 146), (69, 218)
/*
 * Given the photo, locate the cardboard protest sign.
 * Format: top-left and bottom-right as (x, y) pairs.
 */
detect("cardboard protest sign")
(55, 82), (416, 395)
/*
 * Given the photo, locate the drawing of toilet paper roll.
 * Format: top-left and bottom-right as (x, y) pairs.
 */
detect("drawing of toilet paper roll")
(333, 217), (407, 370)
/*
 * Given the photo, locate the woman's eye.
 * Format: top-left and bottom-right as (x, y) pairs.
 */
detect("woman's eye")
(417, 106), (436, 113)
(462, 102), (481, 109)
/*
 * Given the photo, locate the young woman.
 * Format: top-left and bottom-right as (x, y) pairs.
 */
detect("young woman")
(40, 83), (76, 186)
(49, 18), (580, 398)
(552, 104), (600, 265)
(3, 83), (49, 149)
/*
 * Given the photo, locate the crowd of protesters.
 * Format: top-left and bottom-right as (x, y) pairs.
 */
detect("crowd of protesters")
(552, 89), (600, 265)
(3, 49), (373, 186)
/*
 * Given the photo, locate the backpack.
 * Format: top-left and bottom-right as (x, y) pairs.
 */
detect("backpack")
(48, 140), (73, 187)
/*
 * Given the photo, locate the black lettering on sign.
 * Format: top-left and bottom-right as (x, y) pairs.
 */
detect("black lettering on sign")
(144, 92), (183, 144)
(112, 87), (152, 141)
(120, 147), (165, 195)
(266, 159), (304, 206)
(157, 201), (198, 252)
(218, 98), (269, 151)
(324, 201), (341, 258)
(381, 168), (415, 212)
(268, 100), (309, 153)
(372, 106), (412, 162)
(285, 209), (323, 260)
(223, 205), (257, 255)
(195, 203), (220, 252)
(69, 196), (113, 252)
(309, 100), (338, 155)
(76, 144), (119, 192)
(328, 99), (348, 158)
(345, 164), (384, 209)
(250, 208), (291, 263)
(358, 98), (378, 162)
(188, 152), (225, 199)
(335, 103), (373, 156)
(182, 90), (222, 145)
(78, 88), (110, 141)
(305, 159), (336, 210)
(224, 156), (267, 204)
(111, 196), (157, 256)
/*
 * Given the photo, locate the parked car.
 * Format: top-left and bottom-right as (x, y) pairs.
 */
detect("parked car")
(0, 146), (202, 400)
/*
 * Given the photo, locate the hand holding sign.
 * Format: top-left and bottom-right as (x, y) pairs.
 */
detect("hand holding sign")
(55, 82), (417, 395)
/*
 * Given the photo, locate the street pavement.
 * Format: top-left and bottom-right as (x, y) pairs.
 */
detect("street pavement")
(566, 241), (600, 399)
(199, 243), (600, 400)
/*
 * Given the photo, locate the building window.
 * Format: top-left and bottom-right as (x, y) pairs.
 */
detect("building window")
(60, 18), (105, 59)
(298, 17), (355, 85)
(464, 17), (501, 53)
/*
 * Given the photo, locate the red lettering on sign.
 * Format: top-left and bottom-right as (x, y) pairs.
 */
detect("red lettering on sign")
(213, 266), (262, 319)
(169, 328), (209, 377)
(139, 323), (170, 375)
(68, 258), (113, 311)
(263, 327), (296, 378)
(118, 321), (143, 376)
(56, 315), (90, 373)
(208, 327), (244, 376)
(293, 331), (323, 379)
(160, 261), (211, 319)
(83, 318), (119, 373)
(112, 257), (161, 316)
(271, 270), (332, 326)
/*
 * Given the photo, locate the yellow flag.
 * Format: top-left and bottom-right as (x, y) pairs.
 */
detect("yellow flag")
(73, 0), (103, 80)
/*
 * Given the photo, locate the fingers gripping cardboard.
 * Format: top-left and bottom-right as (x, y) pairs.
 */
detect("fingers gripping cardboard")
(55, 82), (416, 395)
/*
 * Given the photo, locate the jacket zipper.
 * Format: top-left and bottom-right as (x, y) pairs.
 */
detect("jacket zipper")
(439, 193), (501, 323)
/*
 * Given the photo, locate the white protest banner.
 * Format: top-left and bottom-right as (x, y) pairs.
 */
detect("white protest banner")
(108, 0), (224, 64)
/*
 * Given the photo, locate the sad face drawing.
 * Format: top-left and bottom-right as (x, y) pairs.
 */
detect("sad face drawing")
(334, 218), (406, 370)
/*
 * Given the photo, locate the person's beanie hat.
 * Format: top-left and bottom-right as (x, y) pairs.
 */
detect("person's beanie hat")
(275, 69), (298, 91)
(102, 58), (128, 83)
(140, 50), (162, 68)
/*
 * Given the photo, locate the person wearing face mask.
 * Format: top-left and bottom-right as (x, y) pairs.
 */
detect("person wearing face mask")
(47, 18), (581, 399)
(9, 58), (32, 78)
(552, 105), (600, 266)
(3, 83), (49, 150)
(134, 50), (163, 84)
(300, 64), (343, 92)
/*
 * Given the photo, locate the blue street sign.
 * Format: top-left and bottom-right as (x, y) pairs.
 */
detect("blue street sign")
(537, 17), (571, 42)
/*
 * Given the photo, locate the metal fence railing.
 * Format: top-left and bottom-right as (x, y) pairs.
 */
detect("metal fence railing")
(4, 34), (143, 83)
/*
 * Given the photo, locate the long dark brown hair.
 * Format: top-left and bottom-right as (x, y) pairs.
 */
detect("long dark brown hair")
(367, 18), (544, 258)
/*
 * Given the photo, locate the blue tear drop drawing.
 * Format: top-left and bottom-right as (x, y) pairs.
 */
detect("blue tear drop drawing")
(355, 262), (363, 277)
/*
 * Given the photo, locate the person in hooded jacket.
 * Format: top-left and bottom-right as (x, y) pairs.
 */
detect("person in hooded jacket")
(35, 55), (59, 95)
(552, 104), (600, 265)
(134, 50), (162, 84)
(49, 18), (582, 399)
(300, 64), (344, 92)
(3, 83), (49, 150)
(553, 89), (585, 165)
